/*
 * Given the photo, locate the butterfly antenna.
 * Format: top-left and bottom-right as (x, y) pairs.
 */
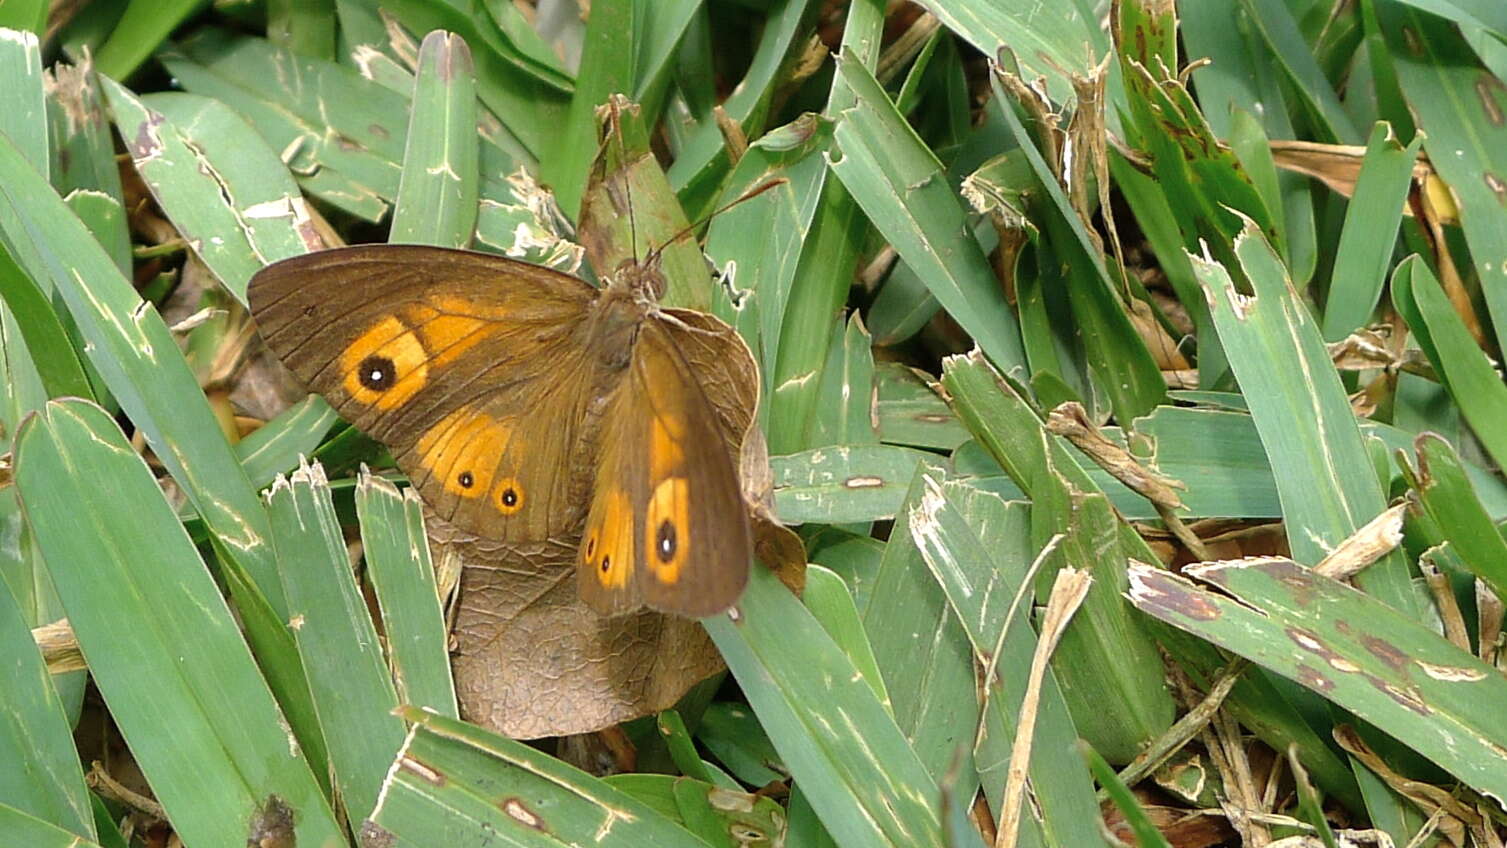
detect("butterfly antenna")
(644, 178), (788, 265)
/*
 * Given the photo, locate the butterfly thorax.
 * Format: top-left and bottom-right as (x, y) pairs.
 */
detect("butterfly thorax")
(587, 258), (665, 370)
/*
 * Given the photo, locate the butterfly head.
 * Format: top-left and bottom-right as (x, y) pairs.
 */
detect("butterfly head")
(609, 254), (668, 304)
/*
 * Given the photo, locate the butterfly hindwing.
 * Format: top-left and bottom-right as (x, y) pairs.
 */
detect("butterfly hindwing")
(249, 245), (600, 541)
(576, 319), (751, 617)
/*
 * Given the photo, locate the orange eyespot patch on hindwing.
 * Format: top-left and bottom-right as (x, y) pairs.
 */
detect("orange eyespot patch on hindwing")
(584, 488), (634, 590)
(416, 406), (514, 501)
(645, 476), (690, 585)
(337, 295), (511, 411)
(645, 411), (690, 585)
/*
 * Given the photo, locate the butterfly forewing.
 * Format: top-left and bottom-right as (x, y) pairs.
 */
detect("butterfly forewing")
(249, 245), (600, 542)
(576, 319), (751, 618)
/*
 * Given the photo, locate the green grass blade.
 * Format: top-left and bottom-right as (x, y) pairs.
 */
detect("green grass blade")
(866, 256), (940, 347)
(366, 707), (715, 846)
(911, 0), (1105, 107)
(163, 28), (408, 218)
(0, 0), (44, 34)
(0, 579), (93, 840)
(0, 129), (290, 618)
(266, 462), (407, 827)
(702, 115), (830, 394)
(990, 74), (1165, 422)
(1129, 558), (1507, 803)
(1319, 122), (1421, 341)
(940, 351), (1364, 807)
(875, 363), (969, 449)
(772, 444), (935, 524)
(764, 2), (884, 454)
(695, 702), (786, 787)
(605, 772), (787, 844)
(630, 0), (701, 121)
(0, 242), (93, 401)
(1390, 0), (1507, 43)
(379, 0), (567, 162)
(235, 395), (340, 488)
(267, 0), (336, 60)
(1078, 742), (1170, 848)
(666, 0), (818, 221)
(1378, 3), (1507, 356)
(1194, 219), (1419, 616)
(356, 470), (458, 718)
(906, 472), (1119, 847)
(46, 62), (130, 268)
(105, 82), (322, 302)
(0, 803), (103, 848)
(706, 566), (973, 848)
(391, 30), (480, 247)
(1402, 434), (1507, 603)
(1180, 1), (1318, 285)
(1391, 256), (1507, 473)
(14, 399), (342, 847)
(764, 178), (864, 454)
(1240, 0), (1362, 143)
(831, 52), (1025, 377)
(545, 0), (637, 219)
(0, 27), (47, 178)
(807, 312), (879, 448)
(803, 565), (889, 709)
(93, 0), (202, 80)
(860, 466), (985, 823)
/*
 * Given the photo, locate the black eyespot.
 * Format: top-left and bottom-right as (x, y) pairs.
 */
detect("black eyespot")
(656, 520), (677, 562)
(457, 471), (474, 489)
(501, 488), (518, 507)
(585, 536), (596, 558)
(601, 555), (611, 573)
(357, 355), (396, 390)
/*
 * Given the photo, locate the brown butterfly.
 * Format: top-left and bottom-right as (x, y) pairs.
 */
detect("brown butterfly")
(248, 245), (751, 617)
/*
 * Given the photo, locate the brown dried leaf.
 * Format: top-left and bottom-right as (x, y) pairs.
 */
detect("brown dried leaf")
(440, 517), (726, 739)
(576, 96), (712, 310)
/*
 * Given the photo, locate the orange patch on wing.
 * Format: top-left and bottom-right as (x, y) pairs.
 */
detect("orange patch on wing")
(648, 412), (686, 481)
(401, 301), (497, 367)
(645, 476), (690, 585)
(340, 316), (429, 409)
(584, 489), (634, 590)
(431, 293), (512, 319)
(415, 407), (513, 498)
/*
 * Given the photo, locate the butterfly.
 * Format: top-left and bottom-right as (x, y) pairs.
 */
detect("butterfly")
(247, 244), (752, 617)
